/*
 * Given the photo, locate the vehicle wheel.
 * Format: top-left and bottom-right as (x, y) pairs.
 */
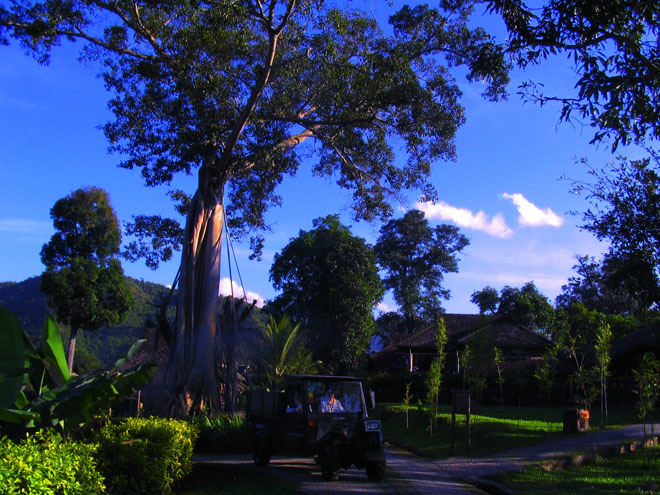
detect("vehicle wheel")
(320, 446), (339, 481)
(253, 436), (271, 466)
(366, 460), (386, 481)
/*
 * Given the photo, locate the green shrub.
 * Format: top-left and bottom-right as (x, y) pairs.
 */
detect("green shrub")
(192, 414), (247, 454)
(0, 431), (105, 495)
(95, 417), (198, 495)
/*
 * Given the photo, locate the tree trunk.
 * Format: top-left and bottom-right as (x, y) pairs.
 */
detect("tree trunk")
(166, 179), (225, 416)
(67, 326), (78, 374)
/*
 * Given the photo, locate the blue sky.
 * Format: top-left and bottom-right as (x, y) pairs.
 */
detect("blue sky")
(0, 3), (638, 314)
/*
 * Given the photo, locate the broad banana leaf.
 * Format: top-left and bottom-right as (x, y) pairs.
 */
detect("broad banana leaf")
(0, 309), (158, 432)
(113, 338), (146, 369)
(0, 307), (25, 408)
(0, 406), (39, 423)
(41, 315), (70, 384)
(32, 362), (158, 428)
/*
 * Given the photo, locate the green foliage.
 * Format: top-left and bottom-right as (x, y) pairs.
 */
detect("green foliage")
(402, 383), (413, 430)
(191, 414), (247, 454)
(459, 345), (472, 390)
(534, 344), (559, 412)
(0, 309), (25, 408)
(471, 282), (556, 335)
(556, 254), (651, 316)
(0, 276), (173, 368)
(571, 157), (660, 311)
(0, 0), (510, 415)
(374, 311), (407, 347)
(594, 323), (612, 425)
(633, 352), (660, 429)
(493, 347), (505, 406)
(425, 319), (448, 433)
(40, 187), (133, 372)
(0, 431), (105, 495)
(375, 210), (469, 333)
(250, 315), (314, 389)
(269, 215), (384, 372)
(95, 417), (198, 495)
(554, 306), (618, 411)
(488, 0), (660, 148)
(497, 282), (555, 335)
(0, 310), (156, 435)
(470, 286), (499, 315)
(461, 333), (493, 402)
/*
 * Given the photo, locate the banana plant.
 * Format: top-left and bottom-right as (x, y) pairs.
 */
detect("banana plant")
(0, 307), (157, 433)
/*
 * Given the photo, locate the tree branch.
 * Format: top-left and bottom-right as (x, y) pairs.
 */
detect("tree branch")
(0, 20), (157, 61)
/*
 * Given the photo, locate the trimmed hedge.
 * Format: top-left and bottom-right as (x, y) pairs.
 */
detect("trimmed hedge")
(95, 417), (198, 495)
(0, 431), (105, 495)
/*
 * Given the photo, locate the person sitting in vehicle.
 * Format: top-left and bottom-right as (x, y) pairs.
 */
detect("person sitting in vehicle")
(320, 392), (344, 412)
(286, 391), (303, 413)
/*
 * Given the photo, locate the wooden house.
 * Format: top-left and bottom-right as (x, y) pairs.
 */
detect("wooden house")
(371, 314), (551, 372)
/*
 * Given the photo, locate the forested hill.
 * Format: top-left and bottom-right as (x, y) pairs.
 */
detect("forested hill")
(0, 276), (173, 368)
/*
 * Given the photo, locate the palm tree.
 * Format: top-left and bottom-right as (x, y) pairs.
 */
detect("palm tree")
(258, 315), (314, 390)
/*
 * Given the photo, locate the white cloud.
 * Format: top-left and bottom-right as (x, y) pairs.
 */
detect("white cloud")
(501, 193), (564, 228)
(219, 277), (266, 307)
(376, 301), (396, 314)
(416, 201), (514, 238)
(0, 218), (51, 235)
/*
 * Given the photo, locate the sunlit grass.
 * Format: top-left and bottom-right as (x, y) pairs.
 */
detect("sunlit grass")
(491, 444), (660, 494)
(375, 403), (640, 459)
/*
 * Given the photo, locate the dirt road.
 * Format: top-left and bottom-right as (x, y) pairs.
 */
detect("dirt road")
(195, 424), (659, 494)
(195, 446), (487, 495)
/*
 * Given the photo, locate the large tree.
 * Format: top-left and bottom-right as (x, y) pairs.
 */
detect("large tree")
(472, 281), (555, 334)
(268, 215), (384, 372)
(40, 187), (134, 373)
(488, 0), (660, 149)
(487, 0), (660, 310)
(569, 156), (660, 311)
(498, 282), (555, 335)
(375, 209), (469, 333)
(1, 1), (509, 413)
(470, 285), (499, 314)
(556, 253), (656, 315)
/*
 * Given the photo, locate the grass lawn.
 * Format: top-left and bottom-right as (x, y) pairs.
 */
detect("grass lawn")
(375, 403), (641, 459)
(490, 444), (660, 494)
(175, 463), (297, 495)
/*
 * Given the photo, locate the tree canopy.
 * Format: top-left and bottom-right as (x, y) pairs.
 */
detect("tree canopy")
(569, 157), (660, 311)
(471, 281), (555, 334)
(375, 209), (469, 333)
(1, 0), (509, 413)
(470, 285), (499, 314)
(488, 0), (660, 149)
(40, 187), (133, 373)
(556, 254), (656, 315)
(268, 215), (384, 372)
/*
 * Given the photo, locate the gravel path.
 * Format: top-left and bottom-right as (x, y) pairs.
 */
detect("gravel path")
(194, 424), (659, 494)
